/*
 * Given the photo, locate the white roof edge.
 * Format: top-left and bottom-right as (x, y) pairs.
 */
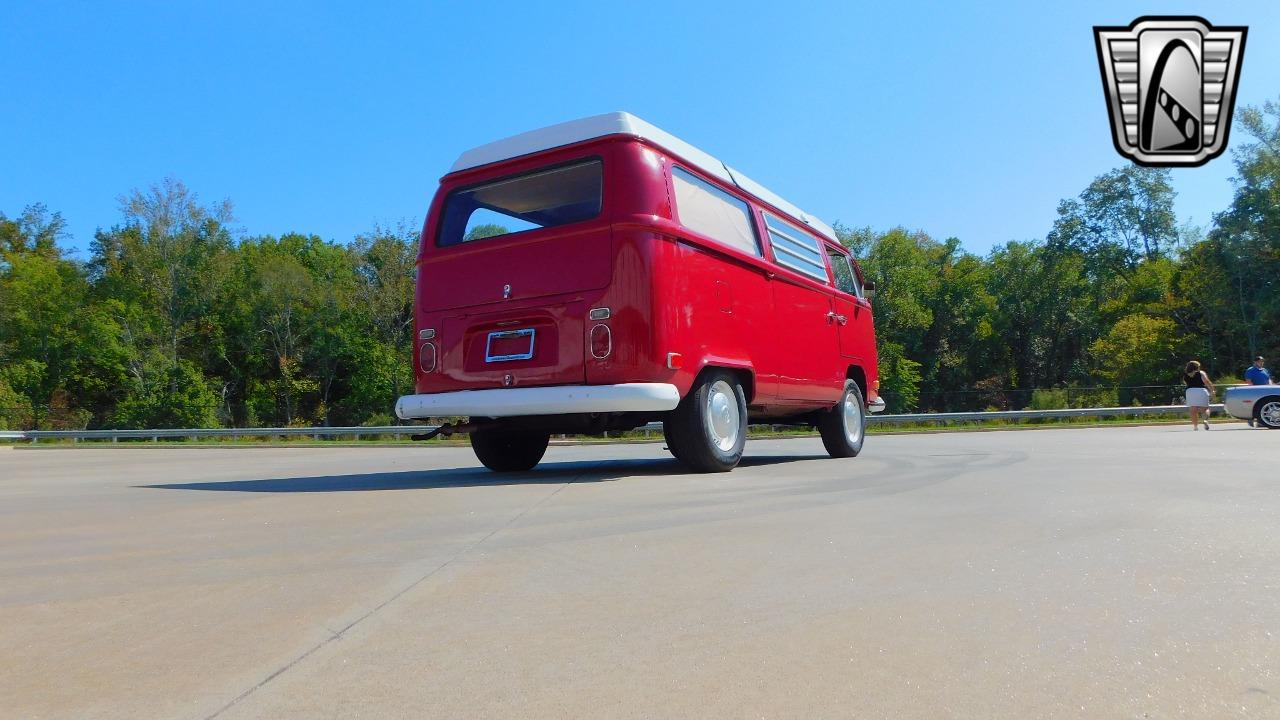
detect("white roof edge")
(449, 112), (836, 241)
(725, 166), (838, 242)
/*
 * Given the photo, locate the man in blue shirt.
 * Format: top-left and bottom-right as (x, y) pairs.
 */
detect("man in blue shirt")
(1245, 356), (1273, 426)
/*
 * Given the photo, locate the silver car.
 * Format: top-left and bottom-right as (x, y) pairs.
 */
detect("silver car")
(1223, 385), (1280, 429)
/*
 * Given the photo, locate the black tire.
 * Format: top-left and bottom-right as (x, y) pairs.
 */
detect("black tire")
(818, 380), (866, 458)
(664, 370), (747, 473)
(1255, 396), (1280, 429)
(470, 429), (551, 472)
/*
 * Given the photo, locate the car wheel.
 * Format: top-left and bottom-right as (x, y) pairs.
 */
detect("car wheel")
(1255, 396), (1280, 429)
(470, 429), (551, 472)
(664, 370), (747, 472)
(818, 380), (866, 458)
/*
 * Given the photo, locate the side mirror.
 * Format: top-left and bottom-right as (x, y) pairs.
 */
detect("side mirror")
(863, 280), (876, 298)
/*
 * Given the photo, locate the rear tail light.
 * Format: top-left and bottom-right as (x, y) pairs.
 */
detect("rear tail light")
(418, 328), (436, 340)
(419, 342), (438, 373)
(590, 324), (612, 359)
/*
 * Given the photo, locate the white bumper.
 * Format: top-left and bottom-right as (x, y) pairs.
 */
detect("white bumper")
(395, 383), (681, 420)
(868, 396), (886, 413)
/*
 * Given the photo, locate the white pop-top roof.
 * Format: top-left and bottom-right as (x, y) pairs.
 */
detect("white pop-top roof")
(450, 112), (837, 241)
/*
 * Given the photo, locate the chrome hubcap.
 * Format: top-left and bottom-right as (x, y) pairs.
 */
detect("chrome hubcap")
(705, 380), (741, 452)
(843, 391), (864, 445)
(1261, 401), (1280, 427)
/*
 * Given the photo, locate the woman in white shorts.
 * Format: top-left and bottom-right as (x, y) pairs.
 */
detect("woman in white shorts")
(1183, 360), (1215, 430)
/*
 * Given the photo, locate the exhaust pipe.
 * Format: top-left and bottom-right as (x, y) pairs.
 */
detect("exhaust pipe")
(411, 421), (484, 441)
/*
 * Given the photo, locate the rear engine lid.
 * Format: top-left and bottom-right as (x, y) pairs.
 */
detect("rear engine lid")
(438, 301), (587, 389)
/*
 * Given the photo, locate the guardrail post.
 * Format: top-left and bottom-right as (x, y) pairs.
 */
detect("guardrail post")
(151, 435), (158, 443)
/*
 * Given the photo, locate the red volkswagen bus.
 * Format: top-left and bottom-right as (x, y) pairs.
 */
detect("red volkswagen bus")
(396, 113), (882, 472)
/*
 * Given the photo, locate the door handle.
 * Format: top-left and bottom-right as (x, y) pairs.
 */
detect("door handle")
(826, 312), (847, 325)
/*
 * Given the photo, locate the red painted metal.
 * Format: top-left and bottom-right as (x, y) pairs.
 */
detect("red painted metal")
(412, 134), (880, 414)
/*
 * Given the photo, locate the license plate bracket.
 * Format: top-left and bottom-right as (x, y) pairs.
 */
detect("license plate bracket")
(485, 328), (536, 362)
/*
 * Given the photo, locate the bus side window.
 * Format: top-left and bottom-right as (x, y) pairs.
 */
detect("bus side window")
(671, 166), (762, 257)
(826, 248), (862, 298)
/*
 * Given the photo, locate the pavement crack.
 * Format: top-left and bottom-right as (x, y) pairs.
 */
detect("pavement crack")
(203, 474), (584, 719)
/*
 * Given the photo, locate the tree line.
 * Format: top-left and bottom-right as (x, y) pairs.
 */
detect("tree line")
(1, 102), (1277, 428)
(0, 179), (417, 429)
(841, 99), (1278, 412)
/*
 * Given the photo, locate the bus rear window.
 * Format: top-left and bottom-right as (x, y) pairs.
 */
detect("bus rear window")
(437, 159), (603, 246)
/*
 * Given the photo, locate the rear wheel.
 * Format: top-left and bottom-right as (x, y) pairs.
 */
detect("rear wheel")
(1255, 396), (1280, 429)
(470, 428), (551, 472)
(818, 380), (866, 458)
(664, 371), (747, 472)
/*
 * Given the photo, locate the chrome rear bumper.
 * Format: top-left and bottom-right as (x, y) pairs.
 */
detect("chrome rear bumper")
(395, 383), (681, 420)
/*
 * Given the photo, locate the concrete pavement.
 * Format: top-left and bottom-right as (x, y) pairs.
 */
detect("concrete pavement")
(1, 424), (1277, 719)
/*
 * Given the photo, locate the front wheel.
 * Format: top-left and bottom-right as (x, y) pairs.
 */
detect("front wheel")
(818, 380), (866, 458)
(664, 371), (747, 472)
(470, 429), (551, 472)
(1255, 396), (1280, 429)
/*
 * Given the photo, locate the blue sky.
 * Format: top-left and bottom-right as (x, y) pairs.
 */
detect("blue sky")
(3, 1), (1277, 257)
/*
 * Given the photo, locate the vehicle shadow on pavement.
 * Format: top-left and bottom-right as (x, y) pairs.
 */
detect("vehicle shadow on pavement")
(137, 455), (818, 492)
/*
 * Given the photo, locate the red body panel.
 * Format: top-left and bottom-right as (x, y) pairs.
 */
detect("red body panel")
(413, 135), (880, 416)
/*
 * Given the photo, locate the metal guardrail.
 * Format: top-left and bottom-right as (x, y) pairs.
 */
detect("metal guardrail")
(0, 404), (1223, 443)
(867, 403), (1223, 424)
(0, 426), (420, 442)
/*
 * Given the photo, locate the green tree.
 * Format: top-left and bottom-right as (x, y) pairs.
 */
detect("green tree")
(464, 223), (508, 241)
(841, 227), (1001, 411)
(1089, 314), (1184, 391)
(1048, 166), (1177, 267)
(352, 223), (418, 410)
(243, 237), (319, 424)
(90, 179), (234, 427)
(0, 377), (33, 429)
(984, 241), (1092, 394)
(111, 359), (220, 429)
(299, 239), (361, 425)
(91, 178), (234, 373)
(0, 237), (125, 428)
(0, 204), (67, 261)
(848, 228), (934, 410)
(1184, 98), (1280, 368)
